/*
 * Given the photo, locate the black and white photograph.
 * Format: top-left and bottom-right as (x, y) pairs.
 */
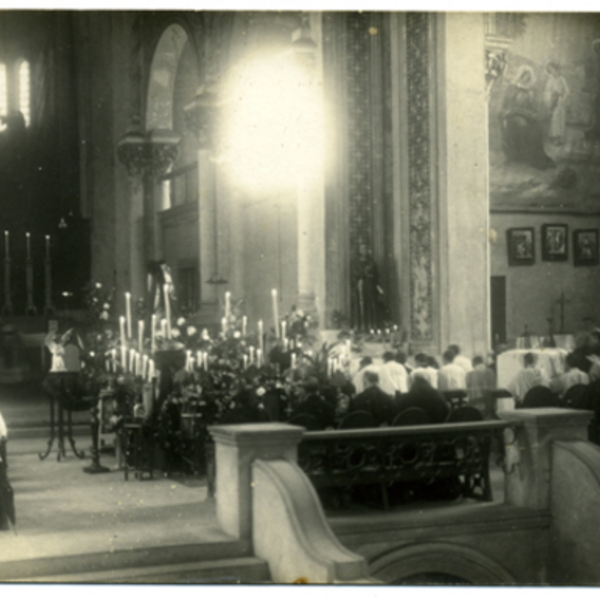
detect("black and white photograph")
(1, 7), (600, 594)
(542, 223), (568, 261)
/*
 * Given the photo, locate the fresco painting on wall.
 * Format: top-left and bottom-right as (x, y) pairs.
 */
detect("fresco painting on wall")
(507, 227), (535, 265)
(541, 223), (568, 261)
(573, 229), (599, 266)
(489, 14), (600, 212)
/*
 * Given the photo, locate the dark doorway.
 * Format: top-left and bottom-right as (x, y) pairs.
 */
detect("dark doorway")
(491, 276), (507, 348)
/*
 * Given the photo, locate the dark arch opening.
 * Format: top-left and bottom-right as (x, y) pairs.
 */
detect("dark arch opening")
(393, 572), (472, 585)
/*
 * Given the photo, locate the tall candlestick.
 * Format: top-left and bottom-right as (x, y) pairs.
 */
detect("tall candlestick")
(242, 316), (247, 337)
(222, 317), (227, 336)
(4, 231), (8, 258)
(151, 314), (157, 353)
(119, 316), (126, 346)
(258, 320), (264, 354)
(225, 291), (231, 319)
(243, 355), (248, 370)
(129, 349), (136, 374)
(121, 345), (127, 372)
(196, 350), (202, 367)
(25, 232), (31, 261)
(45, 234), (50, 259)
(142, 355), (149, 379)
(163, 284), (171, 338)
(125, 293), (132, 339)
(281, 320), (286, 340)
(256, 348), (263, 367)
(249, 345), (255, 364)
(203, 352), (208, 371)
(148, 359), (155, 380)
(161, 318), (167, 339)
(186, 350), (192, 371)
(291, 353), (297, 369)
(138, 320), (144, 353)
(271, 289), (280, 338)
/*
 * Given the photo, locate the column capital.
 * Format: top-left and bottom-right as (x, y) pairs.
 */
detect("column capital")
(116, 118), (181, 178)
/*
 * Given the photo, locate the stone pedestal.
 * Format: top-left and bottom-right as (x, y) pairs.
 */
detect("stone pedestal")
(498, 408), (593, 510)
(208, 423), (304, 540)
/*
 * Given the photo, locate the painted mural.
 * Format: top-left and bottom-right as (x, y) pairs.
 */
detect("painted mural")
(488, 14), (600, 211)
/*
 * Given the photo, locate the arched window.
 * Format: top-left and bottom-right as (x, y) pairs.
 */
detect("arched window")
(18, 60), (30, 126)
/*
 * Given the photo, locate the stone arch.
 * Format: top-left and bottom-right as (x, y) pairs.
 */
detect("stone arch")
(368, 542), (517, 585)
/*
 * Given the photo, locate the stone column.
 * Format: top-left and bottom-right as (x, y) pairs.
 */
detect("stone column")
(208, 423), (304, 540)
(184, 86), (220, 310)
(116, 119), (147, 299)
(499, 408), (593, 510)
(294, 13), (326, 331)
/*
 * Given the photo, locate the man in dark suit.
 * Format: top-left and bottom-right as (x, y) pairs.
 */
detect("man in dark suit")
(349, 370), (394, 426)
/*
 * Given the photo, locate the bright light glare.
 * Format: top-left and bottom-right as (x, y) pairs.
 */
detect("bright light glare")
(221, 54), (324, 193)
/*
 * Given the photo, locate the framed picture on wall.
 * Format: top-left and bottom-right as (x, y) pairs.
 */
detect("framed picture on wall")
(507, 228), (535, 266)
(573, 229), (599, 267)
(541, 224), (568, 262)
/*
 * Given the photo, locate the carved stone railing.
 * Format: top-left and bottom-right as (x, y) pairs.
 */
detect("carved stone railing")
(298, 421), (510, 508)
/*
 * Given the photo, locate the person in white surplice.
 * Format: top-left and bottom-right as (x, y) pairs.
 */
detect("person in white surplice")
(507, 352), (550, 403)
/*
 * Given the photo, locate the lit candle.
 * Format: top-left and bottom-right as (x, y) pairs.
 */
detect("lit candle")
(121, 345), (127, 372)
(129, 348), (136, 374)
(271, 289), (280, 338)
(221, 317), (227, 336)
(163, 284), (171, 338)
(258, 320), (264, 354)
(256, 348), (263, 367)
(138, 320), (144, 353)
(281, 320), (287, 340)
(151, 314), (157, 353)
(249, 345), (255, 364)
(125, 292), (132, 339)
(142, 355), (148, 379)
(291, 353), (296, 369)
(186, 350), (192, 371)
(148, 359), (155, 380)
(161, 318), (167, 339)
(202, 328), (209, 340)
(203, 352), (208, 371)
(25, 232), (31, 261)
(242, 316), (247, 337)
(119, 316), (126, 346)
(196, 350), (202, 366)
(225, 291), (231, 319)
(4, 231), (8, 258)
(45, 235), (50, 259)
(243, 355), (248, 370)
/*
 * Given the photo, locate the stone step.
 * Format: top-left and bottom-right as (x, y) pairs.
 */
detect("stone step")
(12, 556), (271, 584)
(0, 539), (254, 581)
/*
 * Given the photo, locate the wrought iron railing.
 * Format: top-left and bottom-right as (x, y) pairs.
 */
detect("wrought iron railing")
(298, 421), (511, 509)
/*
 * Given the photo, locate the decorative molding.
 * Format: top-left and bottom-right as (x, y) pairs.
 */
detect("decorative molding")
(406, 12), (435, 341)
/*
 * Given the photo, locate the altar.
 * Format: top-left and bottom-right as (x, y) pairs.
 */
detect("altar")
(515, 334), (576, 352)
(497, 348), (569, 390)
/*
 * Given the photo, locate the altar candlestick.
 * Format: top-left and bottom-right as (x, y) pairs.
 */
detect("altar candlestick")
(258, 320), (264, 353)
(196, 351), (202, 367)
(256, 348), (263, 367)
(25, 232), (31, 261)
(283, 338), (289, 351)
(138, 320), (144, 353)
(125, 293), (132, 339)
(221, 317), (227, 336)
(161, 318), (167, 339)
(186, 350), (192, 371)
(119, 316), (126, 346)
(163, 284), (171, 338)
(142, 355), (148, 379)
(151, 314), (157, 353)
(202, 328), (209, 340)
(120, 345), (127, 372)
(271, 289), (280, 338)
(249, 346), (255, 364)
(291, 353), (296, 369)
(4, 231), (8, 258)
(148, 359), (155, 381)
(225, 291), (231, 319)
(203, 352), (208, 371)
(243, 355), (248, 370)
(129, 349), (136, 374)
(242, 316), (247, 337)
(45, 234), (50, 258)
(281, 320), (286, 340)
